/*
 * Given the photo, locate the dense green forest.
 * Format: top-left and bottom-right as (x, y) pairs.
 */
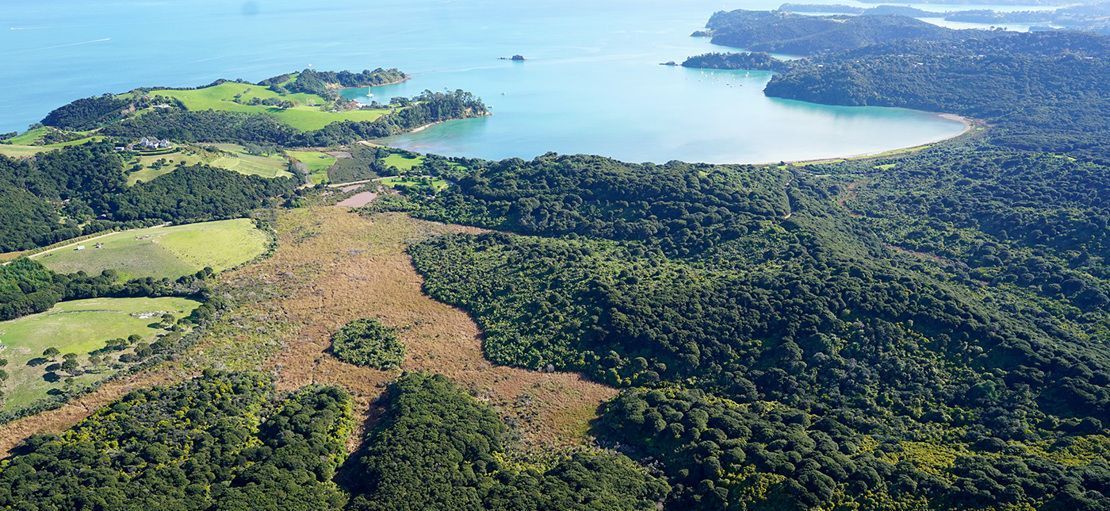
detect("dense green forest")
(331, 319), (405, 369)
(397, 137), (1107, 509)
(0, 371), (668, 511)
(0, 372), (354, 510)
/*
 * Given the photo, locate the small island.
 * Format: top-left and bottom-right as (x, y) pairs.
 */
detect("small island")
(500, 54), (527, 61)
(681, 52), (791, 72)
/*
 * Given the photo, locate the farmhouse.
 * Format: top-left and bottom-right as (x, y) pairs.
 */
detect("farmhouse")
(136, 137), (172, 150)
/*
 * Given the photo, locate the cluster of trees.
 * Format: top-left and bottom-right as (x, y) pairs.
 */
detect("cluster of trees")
(347, 373), (669, 511)
(262, 68), (407, 99)
(295, 90), (488, 147)
(41, 94), (131, 130)
(763, 31), (1109, 154)
(330, 318), (405, 369)
(103, 108), (297, 145)
(112, 164), (295, 221)
(0, 371), (355, 510)
(703, 9), (961, 54)
(0, 142), (295, 251)
(681, 52), (790, 72)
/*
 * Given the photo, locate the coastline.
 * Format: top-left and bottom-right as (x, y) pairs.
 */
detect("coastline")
(773, 112), (977, 167)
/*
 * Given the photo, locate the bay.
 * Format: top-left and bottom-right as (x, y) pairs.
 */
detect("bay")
(0, 0), (1009, 163)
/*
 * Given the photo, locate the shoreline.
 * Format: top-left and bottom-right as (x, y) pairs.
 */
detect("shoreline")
(771, 112), (977, 167)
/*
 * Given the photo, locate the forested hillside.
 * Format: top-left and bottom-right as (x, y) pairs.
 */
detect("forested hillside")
(403, 147), (1108, 510)
(764, 31), (1109, 154)
(704, 9), (962, 54)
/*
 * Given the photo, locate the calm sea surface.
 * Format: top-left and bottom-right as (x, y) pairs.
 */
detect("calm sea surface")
(3, 0), (1041, 163)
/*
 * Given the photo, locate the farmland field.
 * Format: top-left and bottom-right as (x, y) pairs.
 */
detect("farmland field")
(126, 144), (293, 184)
(148, 82), (392, 131)
(382, 153), (425, 171)
(0, 297), (200, 412)
(288, 150), (337, 184)
(33, 219), (269, 280)
(208, 144), (293, 178)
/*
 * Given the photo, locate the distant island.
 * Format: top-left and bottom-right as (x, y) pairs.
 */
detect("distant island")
(500, 54), (527, 61)
(777, 2), (1109, 34)
(701, 9), (960, 54)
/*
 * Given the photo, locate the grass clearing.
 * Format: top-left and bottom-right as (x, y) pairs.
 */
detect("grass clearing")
(0, 136), (105, 158)
(288, 150), (337, 184)
(33, 219), (268, 280)
(382, 153), (425, 172)
(149, 82), (393, 131)
(380, 175), (449, 193)
(208, 144), (292, 178)
(0, 297), (200, 413)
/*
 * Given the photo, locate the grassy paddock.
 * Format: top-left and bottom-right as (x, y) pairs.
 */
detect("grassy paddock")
(149, 82), (392, 131)
(288, 150), (337, 184)
(0, 297), (200, 412)
(33, 219), (268, 280)
(382, 153), (425, 172)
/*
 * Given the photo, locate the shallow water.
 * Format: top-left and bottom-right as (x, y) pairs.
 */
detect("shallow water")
(0, 0), (1014, 163)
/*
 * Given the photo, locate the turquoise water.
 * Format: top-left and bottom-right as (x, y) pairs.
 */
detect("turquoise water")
(0, 0), (982, 163)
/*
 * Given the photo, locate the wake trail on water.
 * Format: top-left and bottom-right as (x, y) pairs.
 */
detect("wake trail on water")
(15, 37), (112, 54)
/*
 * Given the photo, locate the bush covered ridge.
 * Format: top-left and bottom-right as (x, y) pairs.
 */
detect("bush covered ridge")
(347, 373), (669, 511)
(401, 139), (1107, 509)
(0, 372), (669, 511)
(0, 372), (354, 510)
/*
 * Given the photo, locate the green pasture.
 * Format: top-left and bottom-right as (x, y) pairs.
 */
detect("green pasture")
(33, 219), (268, 280)
(0, 297), (199, 412)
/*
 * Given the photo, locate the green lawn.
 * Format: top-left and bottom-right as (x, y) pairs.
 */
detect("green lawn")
(288, 150), (337, 184)
(149, 82), (393, 131)
(33, 219), (269, 281)
(382, 153), (425, 172)
(0, 297), (200, 412)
